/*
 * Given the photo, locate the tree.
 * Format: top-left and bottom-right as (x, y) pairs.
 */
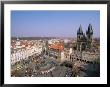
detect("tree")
(60, 60), (73, 68)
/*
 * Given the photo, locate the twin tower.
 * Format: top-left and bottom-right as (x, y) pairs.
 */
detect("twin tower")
(77, 24), (93, 51)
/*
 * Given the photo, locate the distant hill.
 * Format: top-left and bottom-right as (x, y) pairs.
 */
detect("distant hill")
(11, 37), (99, 40)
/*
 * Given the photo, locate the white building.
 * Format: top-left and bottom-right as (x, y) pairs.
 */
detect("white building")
(61, 51), (65, 62)
(11, 44), (43, 65)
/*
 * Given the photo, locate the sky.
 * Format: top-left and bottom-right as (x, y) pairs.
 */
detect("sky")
(11, 10), (100, 38)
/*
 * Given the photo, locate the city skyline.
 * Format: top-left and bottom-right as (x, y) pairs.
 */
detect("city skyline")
(11, 10), (100, 38)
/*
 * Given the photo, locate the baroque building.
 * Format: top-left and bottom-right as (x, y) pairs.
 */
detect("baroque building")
(77, 24), (93, 51)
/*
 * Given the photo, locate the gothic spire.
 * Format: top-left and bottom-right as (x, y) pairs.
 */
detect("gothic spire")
(88, 24), (93, 34)
(77, 25), (83, 34)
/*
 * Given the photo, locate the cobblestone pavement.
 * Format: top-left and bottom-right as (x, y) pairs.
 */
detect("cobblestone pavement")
(11, 53), (73, 77)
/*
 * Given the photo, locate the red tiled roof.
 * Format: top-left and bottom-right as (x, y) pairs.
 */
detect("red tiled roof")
(48, 42), (64, 51)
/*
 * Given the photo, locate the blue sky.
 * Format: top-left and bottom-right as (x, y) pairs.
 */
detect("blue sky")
(11, 10), (100, 37)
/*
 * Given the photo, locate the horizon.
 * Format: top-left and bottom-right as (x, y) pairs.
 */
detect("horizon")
(11, 36), (100, 39)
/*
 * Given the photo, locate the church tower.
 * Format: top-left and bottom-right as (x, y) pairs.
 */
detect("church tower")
(86, 24), (93, 49)
(77, 25), (85, 51)
(77, 25), (83, 42)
